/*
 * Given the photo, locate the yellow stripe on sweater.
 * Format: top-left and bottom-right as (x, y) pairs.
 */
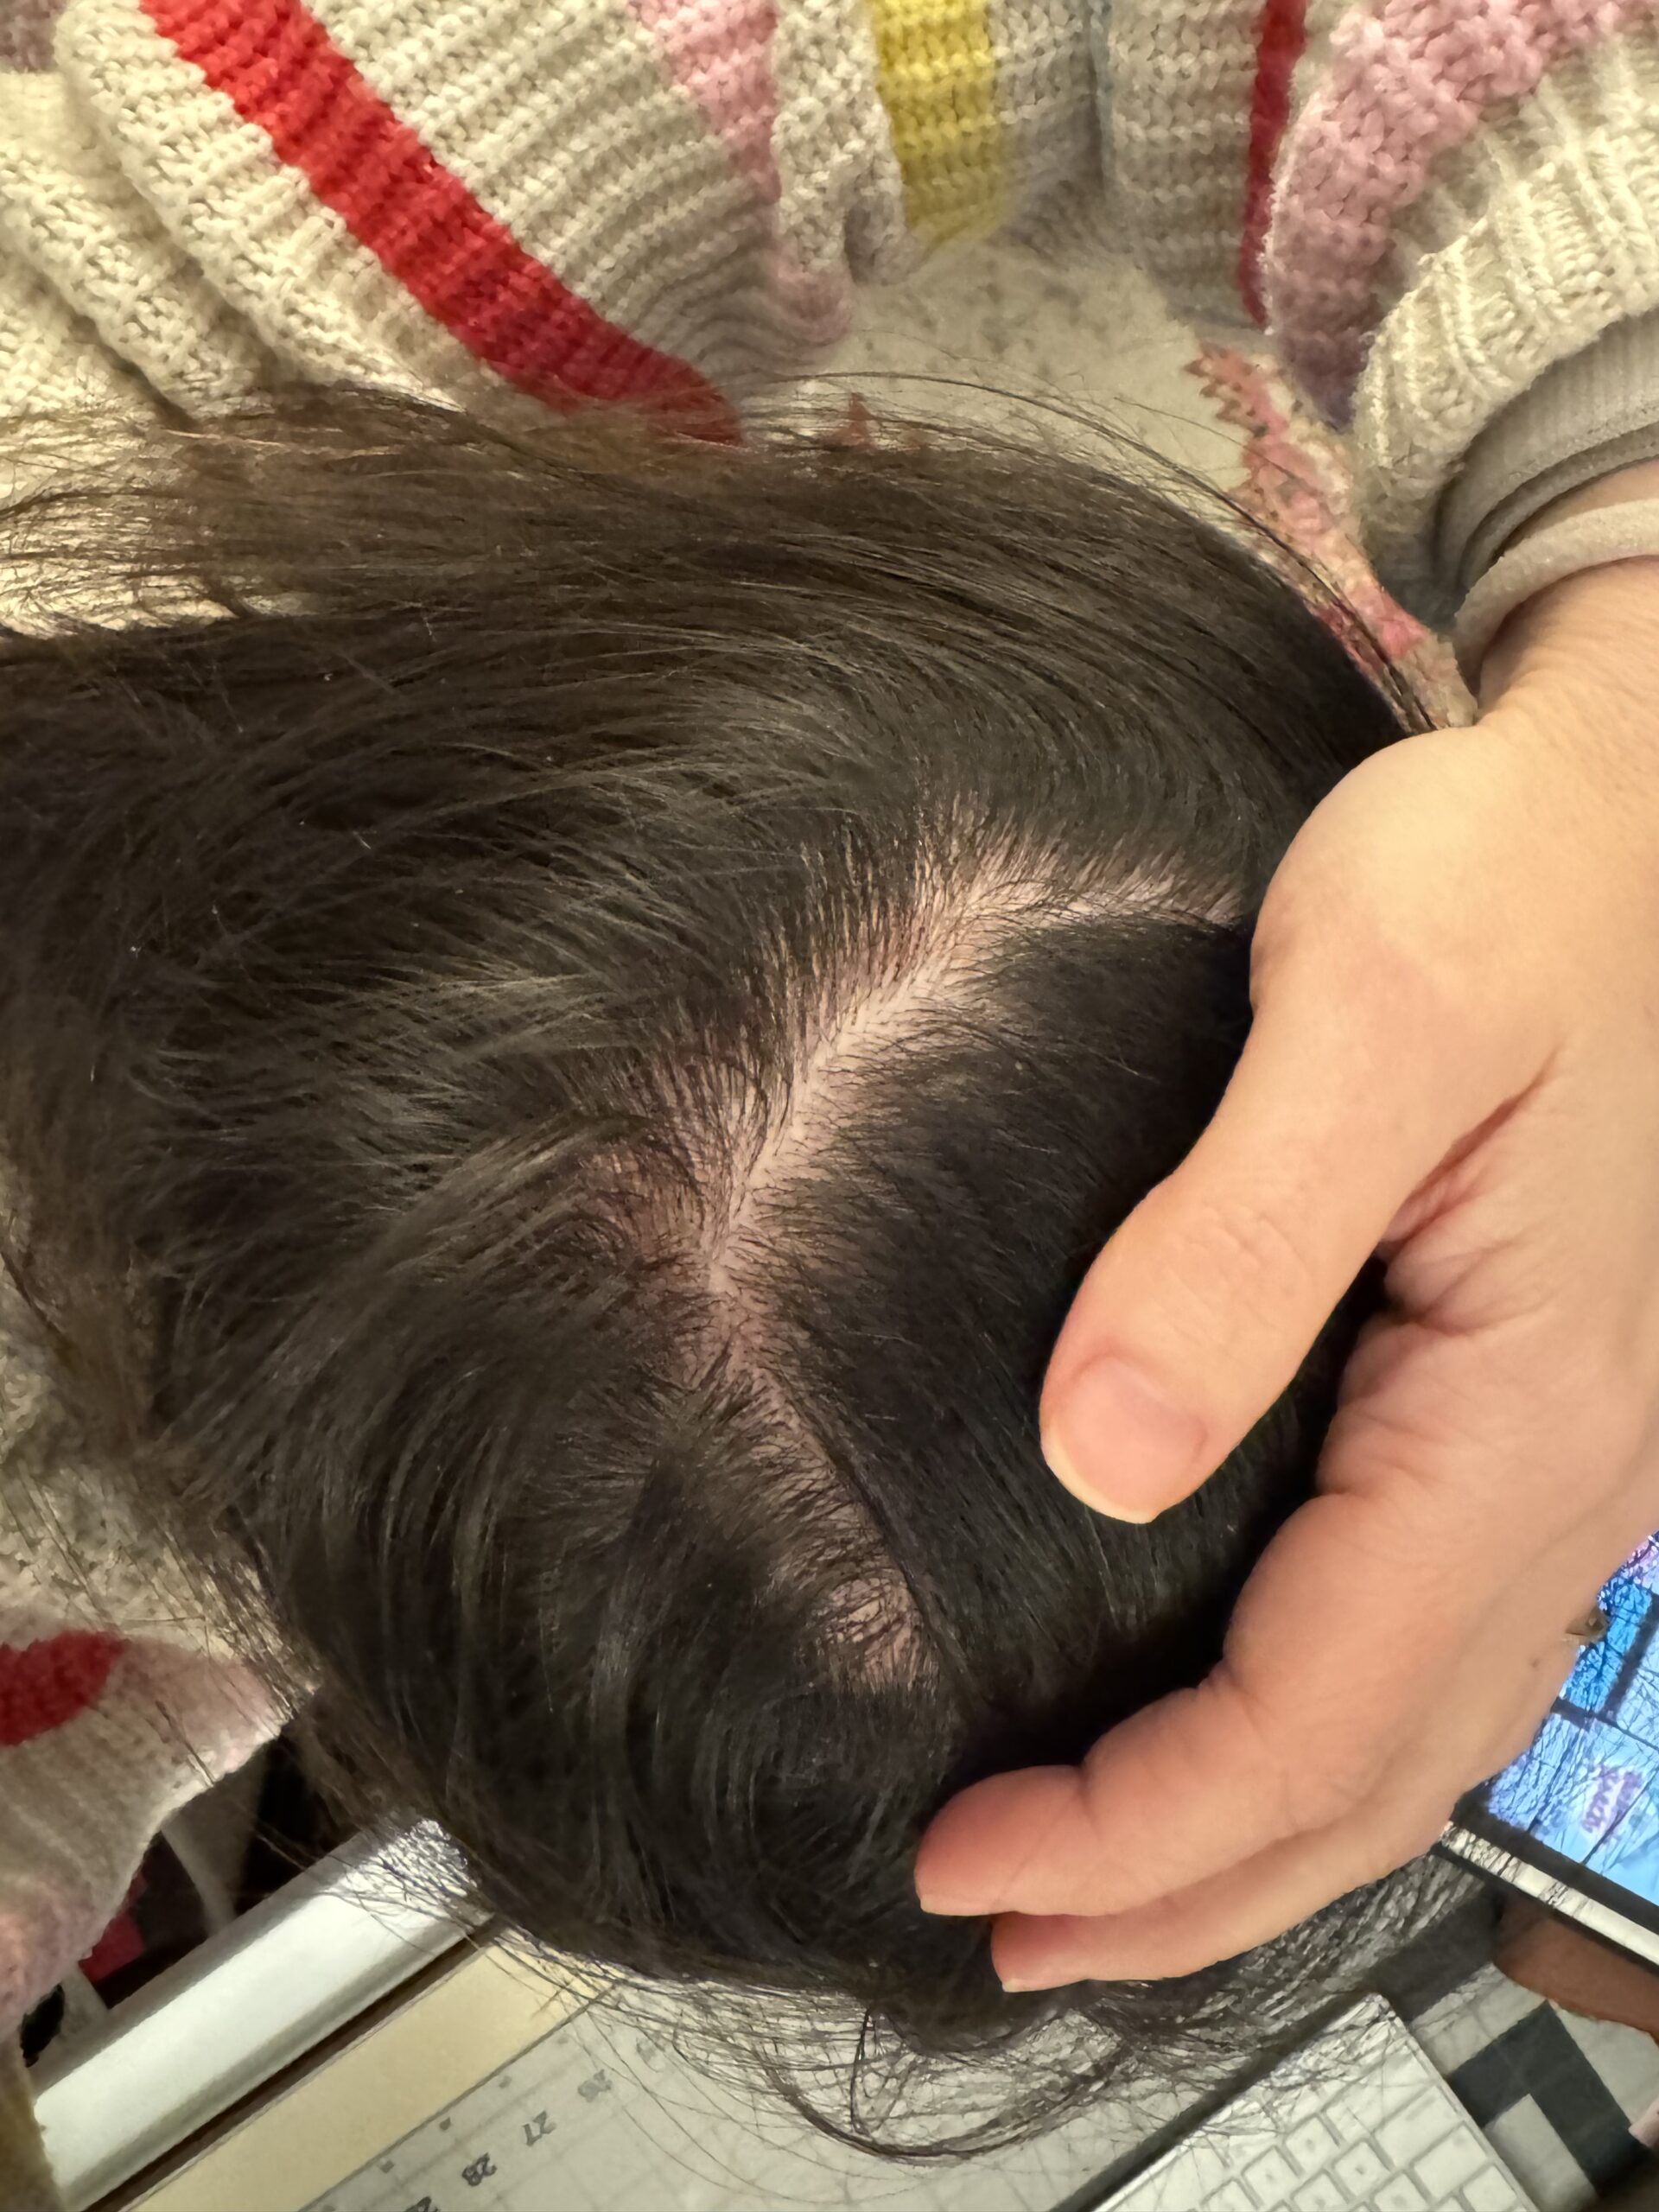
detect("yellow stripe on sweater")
(864, 0), (1007, 244)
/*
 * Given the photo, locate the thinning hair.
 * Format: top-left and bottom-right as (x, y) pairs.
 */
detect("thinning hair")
(0, 392), (1436, 2150)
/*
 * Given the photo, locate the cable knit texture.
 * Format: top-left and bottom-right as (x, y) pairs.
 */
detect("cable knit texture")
(3, 0), (1659, 2134)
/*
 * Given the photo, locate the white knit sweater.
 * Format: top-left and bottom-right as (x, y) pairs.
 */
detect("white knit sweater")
(0, 1), (1657, 613)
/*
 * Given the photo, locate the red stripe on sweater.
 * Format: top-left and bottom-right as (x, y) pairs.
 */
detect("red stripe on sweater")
(0, 1633), (123, 1746)
(1239, 0), (1308, 327)
(141, 0), (733, 427)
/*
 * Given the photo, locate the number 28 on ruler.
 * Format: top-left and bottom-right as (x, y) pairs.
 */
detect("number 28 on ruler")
(401, 2108), (556, 2210)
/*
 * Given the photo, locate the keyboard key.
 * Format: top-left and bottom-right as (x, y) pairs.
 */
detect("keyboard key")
(1462, 2174), (1525, 2212)
(1373, 2177), (1427, 2212)
(1414, 2125), (1490, 2199)
(1292, 2174), (1347, 2212)
(1205, 2183), (1255, 2212)
(1093, 2003), (1522, 2212)
(1243, 2149), (1300, 2202)
(1375, 2091), (1449, 2167)
(1333, 2143), (1389, 2194)
(1286, 2117), (1339, 2172)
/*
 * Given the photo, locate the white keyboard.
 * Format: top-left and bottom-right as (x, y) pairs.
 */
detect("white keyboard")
(1088, 1998), (1536, 2212)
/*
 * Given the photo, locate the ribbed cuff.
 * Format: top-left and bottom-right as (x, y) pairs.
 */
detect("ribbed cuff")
(1354, 30), (1659, 627)
(1452, 499), (1659, 687)
(1440, 311), (1659, 601)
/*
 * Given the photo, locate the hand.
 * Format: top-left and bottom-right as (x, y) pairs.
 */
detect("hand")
(915, 534), (1659, 1991)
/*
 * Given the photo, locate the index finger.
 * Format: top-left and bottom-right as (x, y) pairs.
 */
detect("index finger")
(916, 1471), (1498, 1918)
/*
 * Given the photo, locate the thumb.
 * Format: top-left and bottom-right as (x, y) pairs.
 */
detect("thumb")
(1039, 941), (1482, 1522)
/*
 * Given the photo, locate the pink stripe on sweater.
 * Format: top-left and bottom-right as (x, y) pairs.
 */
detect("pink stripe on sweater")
(626, 0), (782, 201)
(1265, 0), (1657, 424)
(623, 0), (849, 346)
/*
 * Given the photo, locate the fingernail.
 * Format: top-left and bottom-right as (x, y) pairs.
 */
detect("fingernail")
(1043, 1425), (1158, 1523)
(998, 1967), (1077, 1993)
(1043, 1357), (1205, 1521)
(916, 1889), (992, 1917)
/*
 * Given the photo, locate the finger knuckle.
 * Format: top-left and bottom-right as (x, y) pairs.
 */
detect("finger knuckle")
(1228, 1680), (1382, 1835)
(1259, 868), (1474, 1036)
(1291, 1753), (1380, 1834)
(1184, 1196), (1314, 1322)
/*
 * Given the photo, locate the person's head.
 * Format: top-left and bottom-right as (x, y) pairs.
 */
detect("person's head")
(0, 394), (1433, 2147)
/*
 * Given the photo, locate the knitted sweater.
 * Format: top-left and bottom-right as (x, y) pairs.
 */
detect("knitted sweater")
(0, 1253), (279, 2204)
(5, 0), (1659, 2164)
(0, 0), (1656, 615)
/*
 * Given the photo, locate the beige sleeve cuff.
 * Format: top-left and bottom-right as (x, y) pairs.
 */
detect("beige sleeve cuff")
(1451, 499), (1659, 685)
(1439, 311), (1659, 602)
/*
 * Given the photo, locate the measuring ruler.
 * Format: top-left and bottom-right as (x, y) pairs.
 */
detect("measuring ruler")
(299, 2001), (1104, 2212)
(302, 2016), (690, 2212)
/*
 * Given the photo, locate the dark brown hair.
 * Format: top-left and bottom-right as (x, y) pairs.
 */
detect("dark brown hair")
(0, 392), (1435, 2151)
